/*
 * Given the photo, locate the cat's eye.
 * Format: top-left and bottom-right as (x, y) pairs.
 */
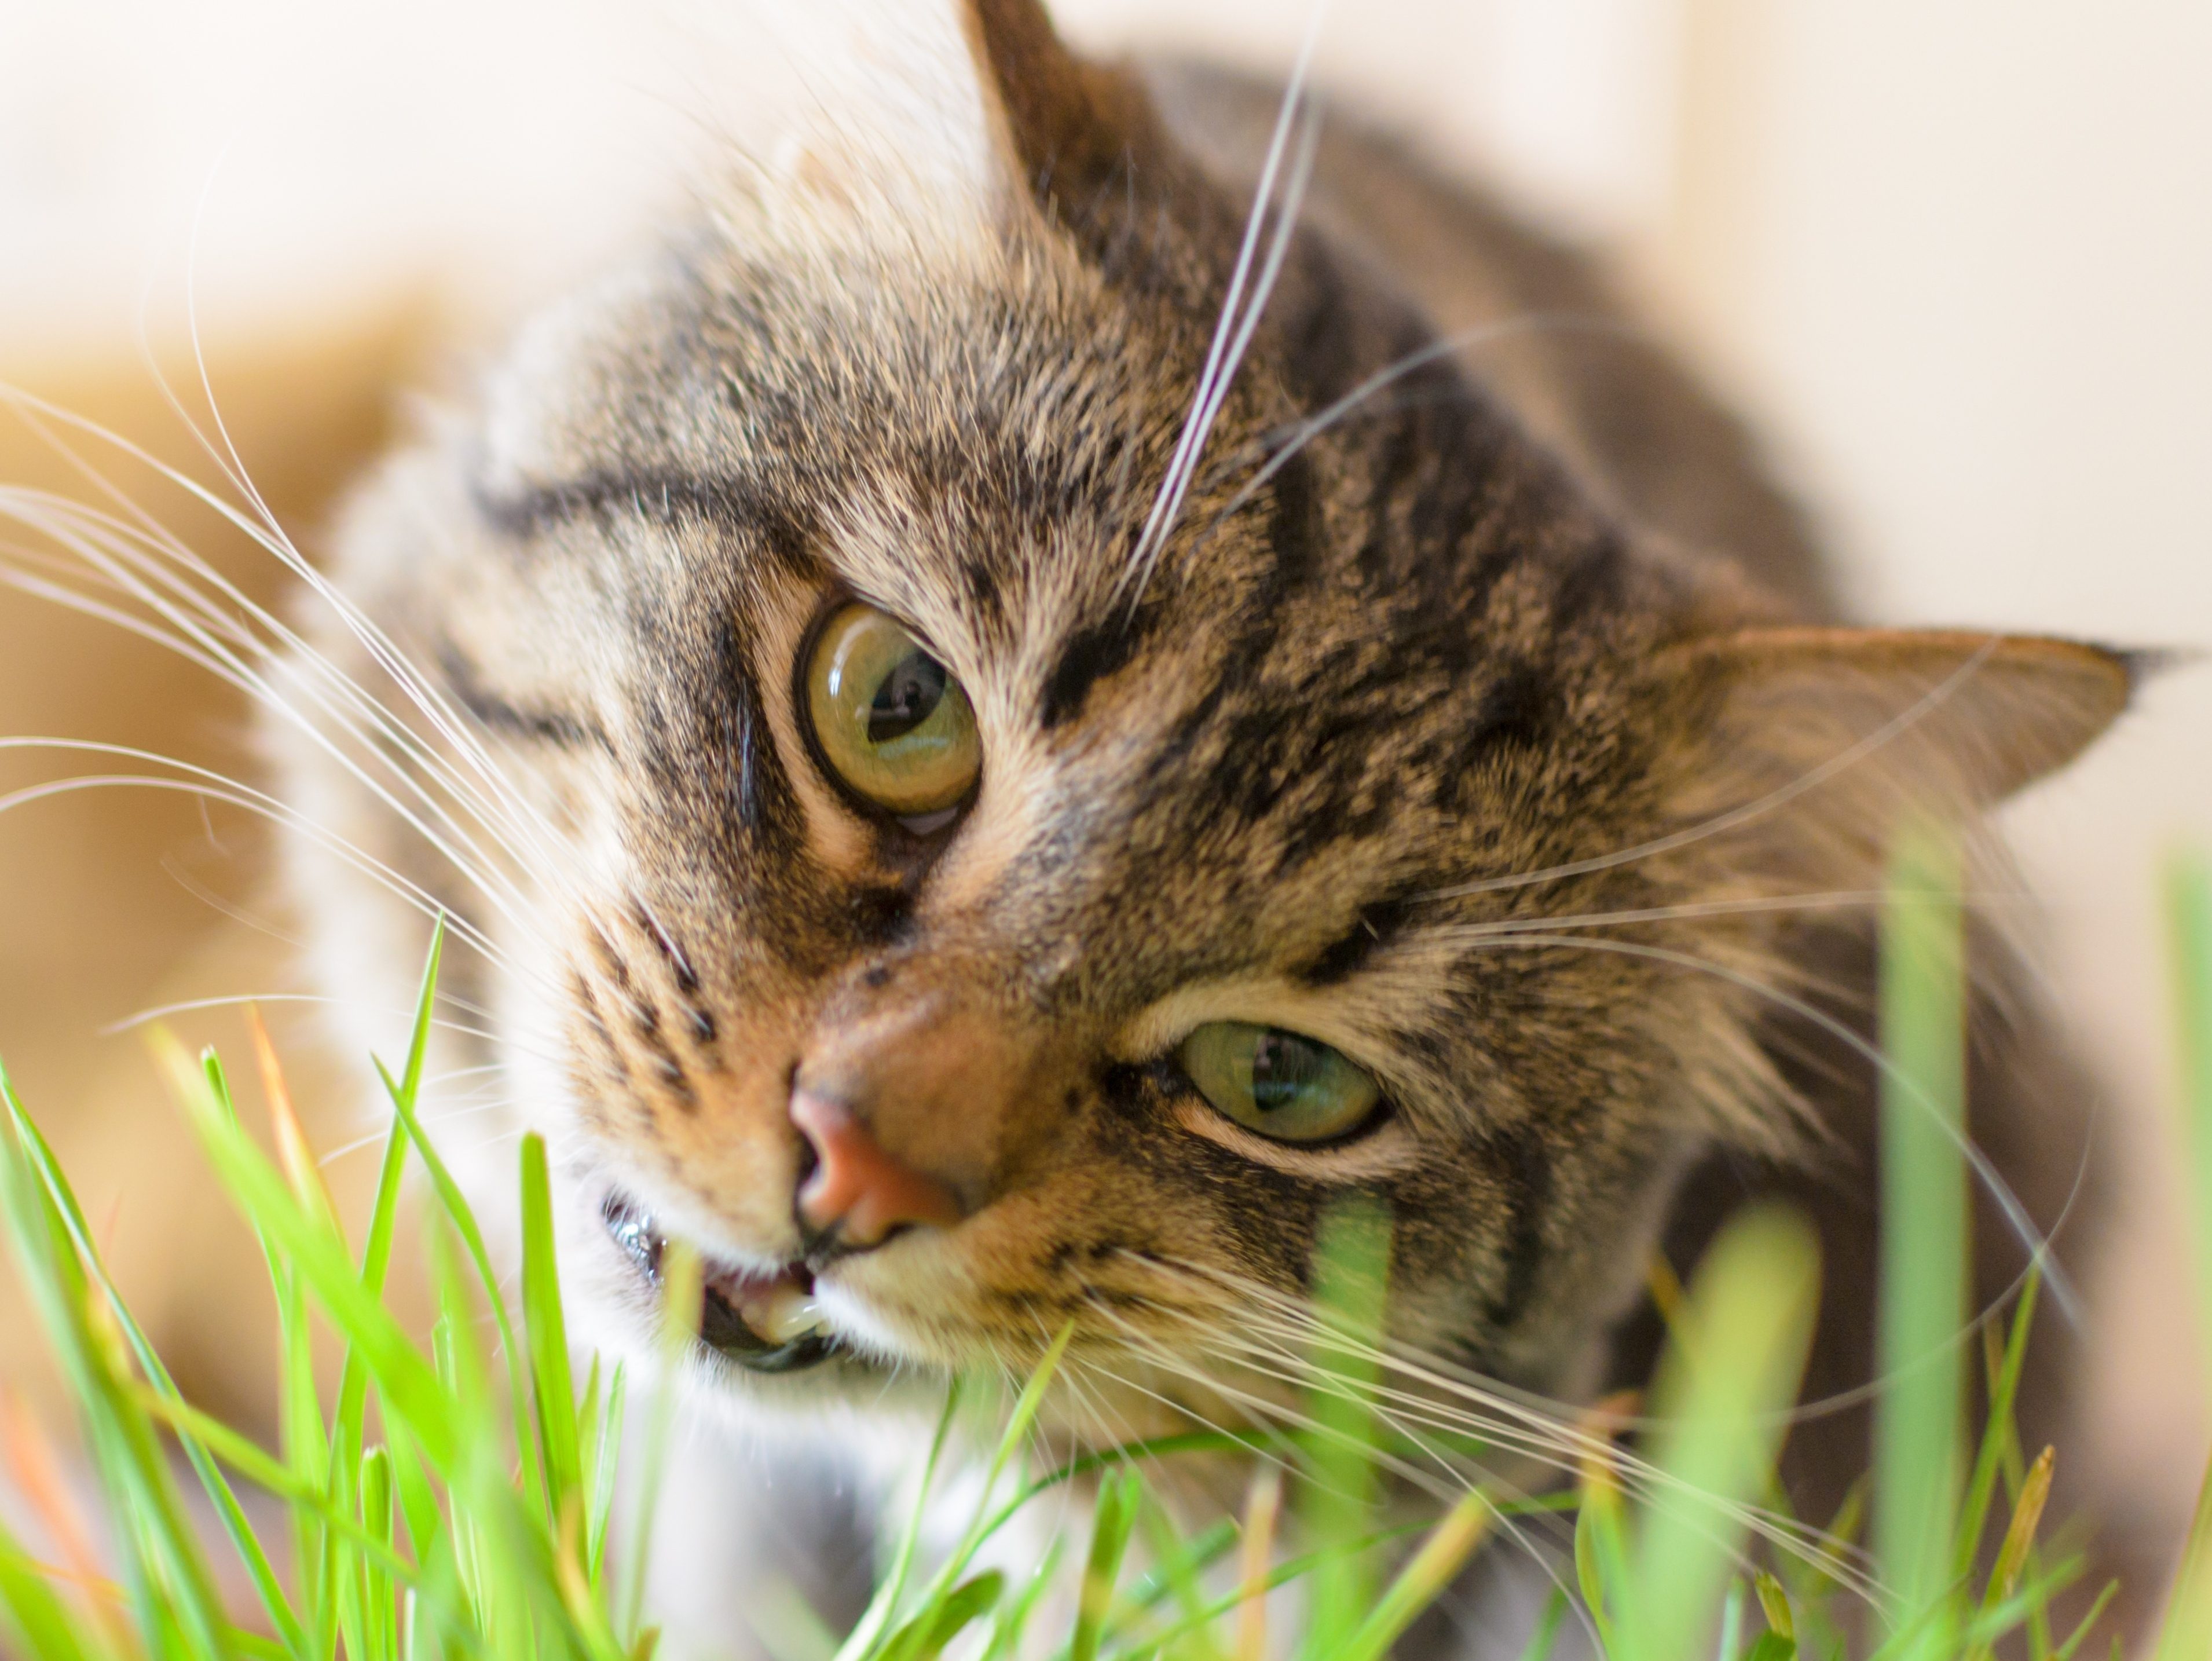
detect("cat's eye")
(1179, 1022), (1384, 1145)
(805, 603), (981, 819)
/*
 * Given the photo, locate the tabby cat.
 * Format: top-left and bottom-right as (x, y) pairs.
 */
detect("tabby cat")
(271, 0), (2140, 1649)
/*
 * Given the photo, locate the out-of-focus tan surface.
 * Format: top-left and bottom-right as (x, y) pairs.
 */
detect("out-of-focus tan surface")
(0, 312), (430, 1425)
(0, 0), (2205, 1539)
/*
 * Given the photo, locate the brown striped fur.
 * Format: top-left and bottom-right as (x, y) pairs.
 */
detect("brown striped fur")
(273, 0), (2141, 1635)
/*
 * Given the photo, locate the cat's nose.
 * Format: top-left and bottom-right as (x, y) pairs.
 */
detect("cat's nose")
(789, 1087), (966, 1252)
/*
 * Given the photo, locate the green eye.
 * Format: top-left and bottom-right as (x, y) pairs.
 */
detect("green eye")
(805, 603), (980, 818)
(1179, 1022), (1383, 1145)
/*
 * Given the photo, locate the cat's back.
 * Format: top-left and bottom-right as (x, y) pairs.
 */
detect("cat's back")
(1145, 63), (1836, 618)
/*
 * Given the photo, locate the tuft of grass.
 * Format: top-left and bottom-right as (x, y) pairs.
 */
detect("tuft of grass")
(2, 837), (2209, 1659)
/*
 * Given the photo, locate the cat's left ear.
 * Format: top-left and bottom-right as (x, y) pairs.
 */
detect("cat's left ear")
(750, 0), (1160, 242)
(1658, 626), (2138, 850)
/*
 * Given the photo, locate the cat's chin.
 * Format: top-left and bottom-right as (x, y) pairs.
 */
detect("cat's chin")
(600, 1191), (845, 1375)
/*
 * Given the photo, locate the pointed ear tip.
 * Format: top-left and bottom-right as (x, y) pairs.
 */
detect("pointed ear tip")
(2108, 641), (2198, 691)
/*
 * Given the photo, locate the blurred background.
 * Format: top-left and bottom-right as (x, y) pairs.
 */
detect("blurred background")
(1, 0), (2206, 1546)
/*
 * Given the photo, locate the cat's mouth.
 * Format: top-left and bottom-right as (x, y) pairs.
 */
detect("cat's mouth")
(600, 1192), (839, 1373)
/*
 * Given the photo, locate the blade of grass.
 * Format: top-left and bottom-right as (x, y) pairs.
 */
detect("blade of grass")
(1574, 1439), (1630, 1658)
(2051, 1580), (2121, 1661)
(521, 1133), (583, 1518)
(983, 1536), (1064, 1661)
(2155, 1457), (2212, 1661)
(376, 1051), (543, 1512)
(1876, 822), (1969, 1655)
(1962, 1445), (2053, 1661)
(858, 1323), (1076, 1660)
(1330, 1489), (1495, 1661)
(1513, 1587), (1568, 1661)
(620, 1241), (702, 1645)
(2170, 850), (2212, 1373)
(1954, 1267), (2041, 1587)
(1235, 1466), (1281, 1661)
(1616, 1206), (1821, 1661)
(0, 1519), (104, 1661)
(328, 924), (441, 1488)
(1069, 1472), (1142, 1661)
(1, 1060), (239, 1660)
(2158, 848), (2212, 1661)
(152, 1039), (456, 1471)
(1298, 1196), (1390, 1659)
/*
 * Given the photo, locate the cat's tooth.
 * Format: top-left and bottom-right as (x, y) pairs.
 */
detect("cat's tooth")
(757, 1285), (827, 1345)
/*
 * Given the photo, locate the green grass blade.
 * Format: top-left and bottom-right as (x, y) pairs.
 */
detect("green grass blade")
(160, 1048), (456, 1470)
(902, 1325), (1079, 1652)
(1124, 1508), (1237, 1638)
(3, 1057), (309, 1658)
(1876, 823), (1969, 1652)
(0, 1521), (103, 1661)
(1512, 1588), (1569, 1661)
(122, 1388), (415, 1583)
(585, 1363), (627, 1584)
(521, 1133), (583, 1517)
(1330, 1490), (1495, 1661)
(2155, 851), (2212, 1661)
(2052, 1579), (2121, 1661)
(888, 1571), (1004, 1661)
(834, 1374), (964, 1661)
(1953, 1267), (2041, 1586)
(329, 921), (442, 1479)
(1298, 1195), (1390, 1659)
(1617, 1206), (1820, 1661)
(2155, 1459), (2212, 1661)
(1, 1063), (239, 1661)
(620, 1241), (703, 1645)
(377, 1053), (543, 1508)
(2170, 851), (2212, 1370)
(1068, 1472), (1141, 1661)
(983, 1536), (1065, 1661)
(327, 1118), (411, 1476)
(1089, 1524), (1423, 1660)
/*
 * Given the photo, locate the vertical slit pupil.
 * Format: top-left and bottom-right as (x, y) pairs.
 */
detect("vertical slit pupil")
(1250, 1029), (1325, 1111)
(866, 651), (949, 744)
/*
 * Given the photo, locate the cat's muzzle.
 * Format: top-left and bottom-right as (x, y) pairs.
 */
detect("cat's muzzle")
(600, 1192), (837, 1373)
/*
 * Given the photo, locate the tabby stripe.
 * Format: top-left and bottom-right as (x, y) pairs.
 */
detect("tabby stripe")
(438, 642), (607, 751)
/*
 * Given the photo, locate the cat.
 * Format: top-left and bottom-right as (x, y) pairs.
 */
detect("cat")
(258, 0), (2148, 1649)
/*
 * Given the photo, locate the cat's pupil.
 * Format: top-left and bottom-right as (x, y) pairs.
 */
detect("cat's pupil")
(1249, 1030), (1327, 1113)
(867, 651), (948, 744)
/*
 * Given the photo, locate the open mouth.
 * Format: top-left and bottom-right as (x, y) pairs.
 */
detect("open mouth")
(600, 1193), (838, 1373)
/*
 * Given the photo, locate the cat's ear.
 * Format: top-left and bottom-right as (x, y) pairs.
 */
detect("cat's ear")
(744, 0), (1159, 243)
(961, 0), (1166, 213)
(1661, 627), (2136, 846)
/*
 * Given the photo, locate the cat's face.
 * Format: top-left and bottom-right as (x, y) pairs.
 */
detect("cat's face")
(292, 0), (2127, 1440)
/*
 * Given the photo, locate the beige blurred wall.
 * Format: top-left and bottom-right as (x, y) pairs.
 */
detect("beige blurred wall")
(3, 0), (2206, 1515)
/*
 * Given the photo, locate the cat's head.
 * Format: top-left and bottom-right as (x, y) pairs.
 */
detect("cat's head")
(291, 0), (2130, 1439)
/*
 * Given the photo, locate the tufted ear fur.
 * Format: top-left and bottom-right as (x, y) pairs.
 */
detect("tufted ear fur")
(1663, 627), (2137, 865)
(742, 0), (1160, 246)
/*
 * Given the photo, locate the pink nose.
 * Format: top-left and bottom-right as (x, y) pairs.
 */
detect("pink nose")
(789, 1088), (966, 1250)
